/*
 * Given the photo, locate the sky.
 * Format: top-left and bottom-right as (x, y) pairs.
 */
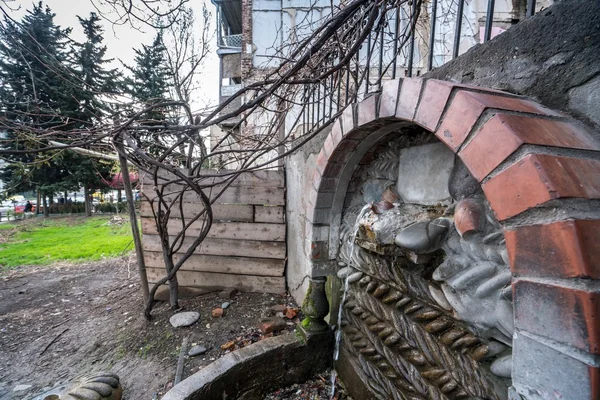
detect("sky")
(5, 0), (220, 110)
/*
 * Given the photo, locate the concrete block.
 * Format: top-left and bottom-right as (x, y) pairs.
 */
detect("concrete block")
(397, 142), (455, 205)
(512, 332), (600, 400)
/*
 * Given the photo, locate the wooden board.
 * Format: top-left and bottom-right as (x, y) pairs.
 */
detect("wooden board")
(146, 268), (286, 294)
(140, 202), (255, 222)
(255, 206), (285, 223)
(143, 235), (286, 259)
(145, 185), (285, 206)
(141, 218), (286, 242)
(141, 168), (285, 188)
(144, 251), (284, 276)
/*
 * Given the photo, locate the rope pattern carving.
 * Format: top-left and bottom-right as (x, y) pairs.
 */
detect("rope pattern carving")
(343, 320), (426, 400)
(342, 275), (500, 399)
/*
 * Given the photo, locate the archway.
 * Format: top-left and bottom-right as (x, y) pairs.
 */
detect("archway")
(305, 78), (600, 399)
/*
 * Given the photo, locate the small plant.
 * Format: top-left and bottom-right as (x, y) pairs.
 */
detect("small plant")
(137, 342), (154, 359)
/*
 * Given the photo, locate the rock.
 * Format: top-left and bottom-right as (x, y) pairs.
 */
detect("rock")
(220, 341), (235, 351)
(269, 304), (287, 315)
(429, 284), (453, 311)
(188, 345), (208, 357)
(285, 307), (299, 319)
(395, 218), (450, 253)
(336, 267), (350, 279)
(448, 158), (481, 200)
(221, 302), (230, 309)
(219, 288), (238, 299)
(169, 311), (200, 328)
(259, 318), (287, 334)
(212, 308), (224, 318)
(347, 271), (364, 283)
(13, 384), (32, 392)
(491, 354), (513, 378)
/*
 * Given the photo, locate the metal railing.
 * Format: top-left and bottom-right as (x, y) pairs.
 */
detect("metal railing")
(297, 0), (539, 135)
(218, 34), (243, 49)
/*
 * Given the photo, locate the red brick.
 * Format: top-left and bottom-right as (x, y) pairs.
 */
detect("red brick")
(460, 114), (600, 181)
(311, 168), (322, 191)
(315, 151), (328, 175)
(323, 134), (335, 159)
(258, 318), (287, 334)
(341, 104), (356, 136)
(396, 78), (423, 121)
(379, 79), (401, 118)
(212, 307), (224, 318)
(505, 219), (600, 279)
(436, 92), (564, 152)
(323, 161), (345, 178)
(306, 239), (328, 260)
(483, 154), (600, 220)
(331, 119), (343, 145)
(357, 94), (379, 127)
(414, 79), (458, 130)
(514, 280), (600, 354)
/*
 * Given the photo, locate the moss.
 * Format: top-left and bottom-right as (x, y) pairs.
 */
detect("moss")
(301, 318), (311, 328)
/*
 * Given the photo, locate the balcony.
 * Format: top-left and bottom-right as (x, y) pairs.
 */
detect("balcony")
(219, 34), (242, 50)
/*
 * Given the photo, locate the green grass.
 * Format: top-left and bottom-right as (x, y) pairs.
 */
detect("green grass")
(0, 216), (133, 269)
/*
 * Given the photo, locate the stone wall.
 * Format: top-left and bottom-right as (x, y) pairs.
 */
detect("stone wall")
(304, 77), (600, 399)
(425, 0), (600, 130)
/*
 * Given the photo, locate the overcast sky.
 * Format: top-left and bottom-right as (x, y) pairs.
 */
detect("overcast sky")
(6, 0), (220, 110)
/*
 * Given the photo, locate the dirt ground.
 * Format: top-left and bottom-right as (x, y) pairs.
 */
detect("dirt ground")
(0, 257), (300, 400)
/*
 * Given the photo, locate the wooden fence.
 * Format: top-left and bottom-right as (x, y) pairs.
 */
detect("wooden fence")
(140, 169), (286, 295)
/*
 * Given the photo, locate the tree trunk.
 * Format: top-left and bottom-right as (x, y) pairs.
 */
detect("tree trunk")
(36, 188), (41, 216)
(42, 193), (49, 217)
(117, 142), (150, 306)
(117, 188), (122, 203)
(84, 186), (91, 217)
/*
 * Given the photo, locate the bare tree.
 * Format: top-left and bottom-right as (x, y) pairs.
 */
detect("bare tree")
(0, 0), (422, 319)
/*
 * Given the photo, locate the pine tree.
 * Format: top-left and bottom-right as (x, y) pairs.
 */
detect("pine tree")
(122, 32), (174, 155)
(0, 1), (80, 200)
(68, 12), (120, 214)
(75, 12), (120, 124)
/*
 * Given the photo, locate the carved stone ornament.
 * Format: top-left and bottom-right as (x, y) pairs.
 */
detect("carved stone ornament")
(301, 277), (330, 334)
(336, 139), (512, 400)
(44, 373), (123, 400)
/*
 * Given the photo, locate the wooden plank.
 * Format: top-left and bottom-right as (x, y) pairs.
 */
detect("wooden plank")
(140, 202), (254, 222)
(141, 218), (286, 241)
(143, 235), (286, 259)
(141, 169), (285, 188)
(144, 185), (285, 206)
(255, 206), (285, 223)
(146, 268), (286, 294)
(144, 251), (284, 276)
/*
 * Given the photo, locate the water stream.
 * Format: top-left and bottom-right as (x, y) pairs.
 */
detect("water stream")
(330, 203), (372, 399)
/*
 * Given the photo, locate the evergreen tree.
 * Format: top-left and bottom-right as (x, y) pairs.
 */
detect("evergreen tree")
(75, 12), (120, 124)
(68, 12), (120, 213)
(122, 32), (173, 155)
(0, 1), (80, 199)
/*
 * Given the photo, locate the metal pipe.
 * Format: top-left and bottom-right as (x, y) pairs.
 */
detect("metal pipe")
(365, 32), (372, 95)
(526, 0), (536, 17)
(484, 0), (495, 42)
(453, 0), (465, 59)
(407, 0), (417, 77)
(377, 11), (385, 87)
(428, 0), (438, 71)
(392, 5), (400, 79)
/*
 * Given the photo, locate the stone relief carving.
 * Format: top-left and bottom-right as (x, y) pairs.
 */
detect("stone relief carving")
(336, 137), (513, 399)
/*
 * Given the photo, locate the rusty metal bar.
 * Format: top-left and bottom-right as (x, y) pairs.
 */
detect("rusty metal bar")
(428, 0), (438, 71)
(484, 0), (495, 42)
(453, 0), (465, 59)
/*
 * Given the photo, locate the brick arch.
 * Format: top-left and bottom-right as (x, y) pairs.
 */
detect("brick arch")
(306, 78), (600, 398)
